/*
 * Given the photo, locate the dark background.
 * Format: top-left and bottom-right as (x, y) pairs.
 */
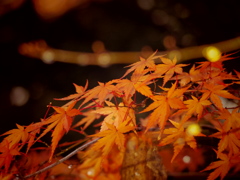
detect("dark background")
(1, 0), (240, 134)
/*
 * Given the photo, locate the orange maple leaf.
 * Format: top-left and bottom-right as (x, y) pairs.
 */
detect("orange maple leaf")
(38, 101), (81, 161)
(153, 56), (188, 85)
(182, 95), (212, 123)
(54, 81), (88, 107)
(141, 82), (188, 133)
(159, 120), (204, 162)
(201, 151), (230, 180)
(115, 73), (153, 99)
(115, 78), (136, 99)
(80, 81), (121, 106)
(121, 50), (160, 78)
(217, 108), (240, 131)
(209, 71), (237, 86)
(210, 125), (240, 156)
(198, 65), (237, 86)
(79, 144), (123, 179)
(173, 64), (202, 87)
(1, 124), (29, 150)
(0, 122), (42, 152)
(90, 120), (135, 156)
(73, 109), (101, 130)
(197, 52), (237, 72)
(133, 76), (154, 98)
(201, 83), (240, 110)
(93, 101), (136, 131)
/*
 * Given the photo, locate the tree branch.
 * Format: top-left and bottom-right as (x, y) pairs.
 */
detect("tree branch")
(18, 37), (240, 65)
(23, 137), (100, 179)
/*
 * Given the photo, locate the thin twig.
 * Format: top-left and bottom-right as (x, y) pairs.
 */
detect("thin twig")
(23, 137), (100, 179)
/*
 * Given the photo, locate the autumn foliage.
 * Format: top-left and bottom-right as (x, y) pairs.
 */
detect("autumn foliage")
(1, 51), (240, 180)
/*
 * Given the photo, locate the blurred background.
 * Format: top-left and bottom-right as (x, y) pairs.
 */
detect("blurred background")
(1, 0), (240, 134)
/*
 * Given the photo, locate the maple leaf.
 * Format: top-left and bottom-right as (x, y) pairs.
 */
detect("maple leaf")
(79, 144), (123, 179)
(182, 95), (212, 123)
(24, 122), (43, 152)
(115, 79), (135, 99)
(1, 124), (29, 150)
(38, 101), (81, 161)
(55, 81), (88, 101)
(0, 122), (42, 152)
(210, 125), (240, 156)
(54, 81), (88, 107)
(0, 139), (20, 173)
(133, 77), (154, 98)
(201, 83), (240, 110)
(141, 82), (188, 133)
(93, 101), (136, 131)
(72, 109), (101, 130)
(121, 50), (160, 78)
(173, 64), (202, 87)
(153, 56), (188, 85)
(217, 108), (240, 131)
(115, 73), (154, 99)
(159, 120), (204, 162)
(201, 151), (231, 180)
(80, 81), (121, 106)
(90, 120), (135, 156)
(210, 71), (237, 86)
(197, 52), (237, 72)
(233, 69), (240, 85)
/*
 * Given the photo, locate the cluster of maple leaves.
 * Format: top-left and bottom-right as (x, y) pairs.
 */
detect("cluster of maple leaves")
(1, 51), (240, 180)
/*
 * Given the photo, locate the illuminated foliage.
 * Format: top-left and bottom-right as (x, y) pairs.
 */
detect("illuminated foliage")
(1, 51), (240, 180)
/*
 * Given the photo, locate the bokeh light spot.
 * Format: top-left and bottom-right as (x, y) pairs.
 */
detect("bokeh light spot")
(203, 46), (221, 62)
(10, 86), (29, 106)
(41, 50), (55, 64)
(186, 123), (201, 136)
(97, 53), (111, 67)
(174, 3), (190, 19)
(87, 168), (95, 177)
(92, 40), (105, 53)
(163, 35), (176, 49)
(183, 155), (191, 164)
(151, 10), (169, 26)
(77, 54), (90, 66)
(137, 0), (155, 10)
